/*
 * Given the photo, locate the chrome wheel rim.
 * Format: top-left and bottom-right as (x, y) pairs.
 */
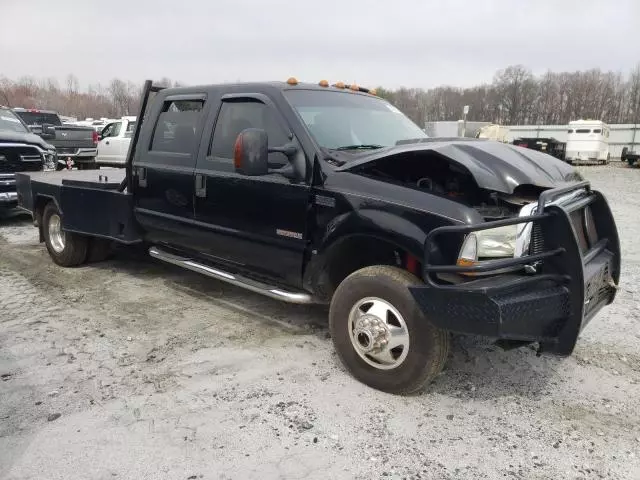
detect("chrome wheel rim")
(348, 297), (410, 370)
(48, 214), (65, 253)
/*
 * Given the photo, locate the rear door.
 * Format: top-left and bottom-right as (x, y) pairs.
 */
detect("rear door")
(192, 94), (311, 287)
(133, 93), (208, 248)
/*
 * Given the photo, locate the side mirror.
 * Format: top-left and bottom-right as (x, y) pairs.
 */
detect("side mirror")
(234, 128), (269, 176)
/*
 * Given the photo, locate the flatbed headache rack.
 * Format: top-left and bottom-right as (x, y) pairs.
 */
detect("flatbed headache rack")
(118, 80), (166, 193)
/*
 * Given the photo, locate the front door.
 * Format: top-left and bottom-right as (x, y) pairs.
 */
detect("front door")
(193, 96), (310, 287)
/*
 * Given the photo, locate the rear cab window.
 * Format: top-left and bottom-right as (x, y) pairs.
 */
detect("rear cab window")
(13, 111), (62, 126)
(575, 129), (591, 134)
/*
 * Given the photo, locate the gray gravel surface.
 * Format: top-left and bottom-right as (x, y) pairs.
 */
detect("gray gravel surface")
(1, 164), (639, 480)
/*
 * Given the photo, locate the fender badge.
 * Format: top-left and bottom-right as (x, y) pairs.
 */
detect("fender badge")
(276, 229), (303, 240)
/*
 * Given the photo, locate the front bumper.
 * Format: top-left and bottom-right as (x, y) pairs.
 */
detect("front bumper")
(410, 181), (621, 355)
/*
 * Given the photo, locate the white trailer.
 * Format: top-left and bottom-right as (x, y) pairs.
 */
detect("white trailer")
(565, 120), (610, 164)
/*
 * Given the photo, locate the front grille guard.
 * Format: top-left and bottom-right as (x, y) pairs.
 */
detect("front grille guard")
(423, 181), (594, 290)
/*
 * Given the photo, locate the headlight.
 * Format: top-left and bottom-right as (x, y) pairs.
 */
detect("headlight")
(458, 225), (517, 264)
(457, 204), (537, 274)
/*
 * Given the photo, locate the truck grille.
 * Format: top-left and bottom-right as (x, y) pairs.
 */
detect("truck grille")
(584, 262), (611, 317)
(569, 209), (590, 254)
(0, 146), (44, 173)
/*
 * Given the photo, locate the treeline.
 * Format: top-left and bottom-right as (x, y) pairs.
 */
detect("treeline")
(377, 65), (640, 126)
(0, 74), (183, 120)
(2, 66), (640, 126)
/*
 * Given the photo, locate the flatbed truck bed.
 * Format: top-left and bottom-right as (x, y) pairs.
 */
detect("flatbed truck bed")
(16, 168), (142, 244)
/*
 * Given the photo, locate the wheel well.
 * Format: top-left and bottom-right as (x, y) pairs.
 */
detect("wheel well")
(310, 235), (421, 301)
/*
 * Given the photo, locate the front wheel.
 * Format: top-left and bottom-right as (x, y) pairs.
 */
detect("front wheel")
(329, 266), (450, 394)
(42, 202), (88, 267)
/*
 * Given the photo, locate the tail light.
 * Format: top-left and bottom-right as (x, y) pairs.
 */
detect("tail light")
(92, 130), (99, 145)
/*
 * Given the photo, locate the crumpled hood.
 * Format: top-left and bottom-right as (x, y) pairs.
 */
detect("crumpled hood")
(336, 139), (583, 194)
(0, 130), (55, 151)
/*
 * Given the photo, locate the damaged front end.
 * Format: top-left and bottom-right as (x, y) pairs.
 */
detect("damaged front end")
(340, 142), (621, 355)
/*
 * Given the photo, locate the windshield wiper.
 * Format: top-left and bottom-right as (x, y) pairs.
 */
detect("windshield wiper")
(334, 144), (385, 151)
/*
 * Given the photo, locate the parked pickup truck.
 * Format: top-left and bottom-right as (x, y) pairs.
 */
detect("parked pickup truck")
(95, 116), (136, 167)
(621, 147), (639, 167)
(12, 108), (98, 170)
(14, 79), (621, 394)
(0, 106), (54, 215)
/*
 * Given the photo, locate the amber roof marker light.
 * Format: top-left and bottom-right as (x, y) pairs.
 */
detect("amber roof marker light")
(286, 77), (299, 86)
(319, 79), (329, 87)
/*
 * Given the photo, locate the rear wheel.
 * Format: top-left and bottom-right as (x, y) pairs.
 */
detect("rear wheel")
(42, 202), (88, 267)
(329, 266), (450, 394)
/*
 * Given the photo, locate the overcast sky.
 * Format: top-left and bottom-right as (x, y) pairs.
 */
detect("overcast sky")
(2, 0), (639, 90)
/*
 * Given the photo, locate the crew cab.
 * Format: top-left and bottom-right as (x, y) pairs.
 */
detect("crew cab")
(12, 108), (99, 170)
(14, 79), (621, 394)
(0, 107), (54, 215)
(95, 116), (137, 167)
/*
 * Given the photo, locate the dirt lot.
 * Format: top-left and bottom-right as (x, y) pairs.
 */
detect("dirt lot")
(1, 164), (639, 480)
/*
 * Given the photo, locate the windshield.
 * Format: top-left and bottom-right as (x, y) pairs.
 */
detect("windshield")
(284, 90), (427, 150)
(0, 110), (29, 133)
(14, 111), (62, 126)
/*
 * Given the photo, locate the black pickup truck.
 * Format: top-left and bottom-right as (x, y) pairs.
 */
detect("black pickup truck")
(12, 108), (98, 170)
(15, 79), (621, 394)
(0, 106), (55, 215)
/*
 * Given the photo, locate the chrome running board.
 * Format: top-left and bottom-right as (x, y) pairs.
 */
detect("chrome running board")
(149, 246), (315, 304)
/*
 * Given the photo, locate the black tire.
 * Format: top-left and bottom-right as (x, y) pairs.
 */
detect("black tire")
(329, 265), (450, 395)
(87, 237), (113, 263)
(42, 202), (88, 267)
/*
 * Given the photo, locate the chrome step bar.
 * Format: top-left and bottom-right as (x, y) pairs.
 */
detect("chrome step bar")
(148, 246), (315, 304)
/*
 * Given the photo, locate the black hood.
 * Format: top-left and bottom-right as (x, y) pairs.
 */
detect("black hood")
(0, 130), (55, 151)
(336, 139), (582, 194)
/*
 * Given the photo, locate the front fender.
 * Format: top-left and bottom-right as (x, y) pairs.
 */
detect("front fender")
(322, 209), (427, 259)
(303, 209), (450, 298)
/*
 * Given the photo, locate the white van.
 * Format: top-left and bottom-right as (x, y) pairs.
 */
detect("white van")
(565, 120), (610, 164)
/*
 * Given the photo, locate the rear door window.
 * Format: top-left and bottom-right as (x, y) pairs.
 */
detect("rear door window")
(150, 99), (205, 154)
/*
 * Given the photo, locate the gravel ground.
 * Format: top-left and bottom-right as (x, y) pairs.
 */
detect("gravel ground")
(1, 164), (639, 480)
